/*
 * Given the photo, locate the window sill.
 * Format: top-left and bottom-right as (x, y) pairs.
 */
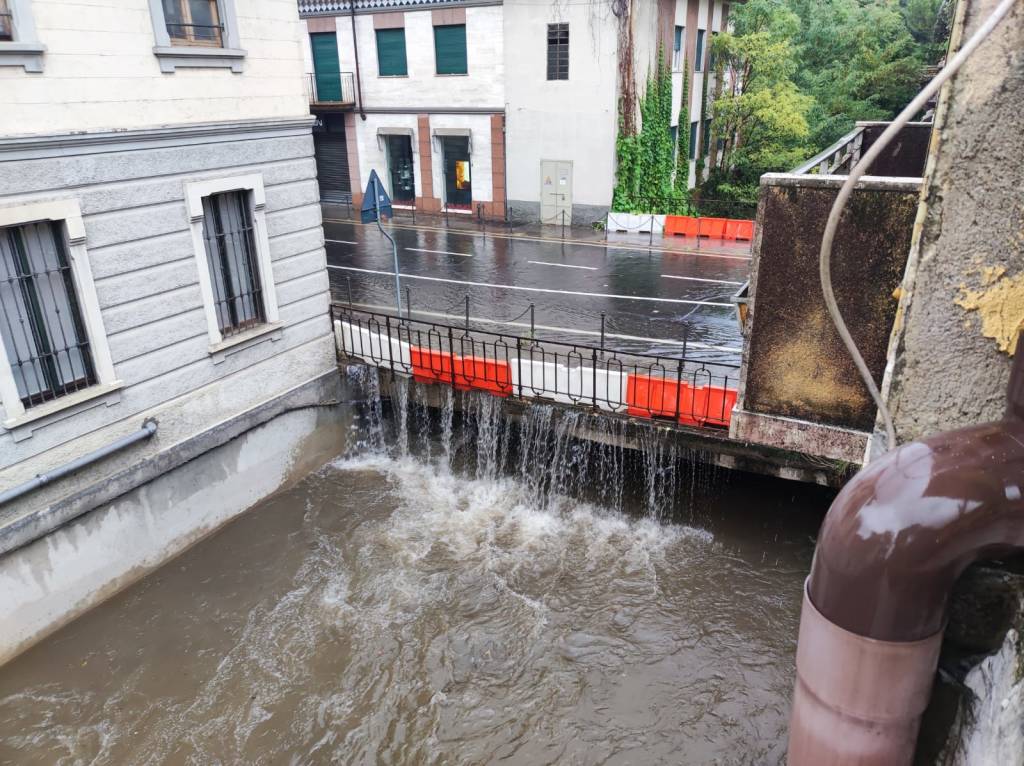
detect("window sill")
(153, 45), (246, 74)
(209, 321), (283, 363)
(435, 72), (468, 77)
(0, 41), (46, 73)
(3, 381), (123, 439)
(379, 74), (408, 78)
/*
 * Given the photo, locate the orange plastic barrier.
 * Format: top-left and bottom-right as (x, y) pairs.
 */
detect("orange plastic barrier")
(698, 217), (727, 239)
(626, 375), (694, 418)
(410, 347), (455, 384)
(456, 356), (513, 397)
(692, 385), (738, 427)
(664, 215), (699, 237)
(730, 220), (755, 241)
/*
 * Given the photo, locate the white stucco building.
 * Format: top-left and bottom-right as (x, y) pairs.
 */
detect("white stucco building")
(298, 0), (732, 225)
(0, 0), (343, 660)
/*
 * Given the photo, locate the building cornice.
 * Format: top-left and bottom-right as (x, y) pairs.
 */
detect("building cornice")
(0, 117), (316, 161)
(299, 0), (501, 18)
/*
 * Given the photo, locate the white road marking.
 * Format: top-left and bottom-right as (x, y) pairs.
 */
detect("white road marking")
(347, 301), (743, 354)
(328, 265), (733, 307)
(528, 260), (598, 271)
(322, 218), (753, 260)
(661, 274), (744, 286)
(406, 247), (473, 257)
(325, 239), (359, 245)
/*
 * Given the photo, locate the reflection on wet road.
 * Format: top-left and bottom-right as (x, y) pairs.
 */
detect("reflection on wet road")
(324, 220), (751, 360)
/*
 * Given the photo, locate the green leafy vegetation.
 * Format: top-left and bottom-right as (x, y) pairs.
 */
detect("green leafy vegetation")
(612, 46), (693, 215)
(701, 0), (950, 206)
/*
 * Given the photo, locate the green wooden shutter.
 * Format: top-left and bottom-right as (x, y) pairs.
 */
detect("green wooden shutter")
(376, 28), (407, 76)
(311, 33), (341, 101)
(434, 24), (467, 75)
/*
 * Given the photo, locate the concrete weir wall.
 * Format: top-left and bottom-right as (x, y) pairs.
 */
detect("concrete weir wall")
(0, 373), (357, 666)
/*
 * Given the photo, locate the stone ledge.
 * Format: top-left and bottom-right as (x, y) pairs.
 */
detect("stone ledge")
(729, 408), (868, 465)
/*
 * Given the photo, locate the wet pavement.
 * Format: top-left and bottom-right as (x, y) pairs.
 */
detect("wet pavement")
(323, 213), (751, 361)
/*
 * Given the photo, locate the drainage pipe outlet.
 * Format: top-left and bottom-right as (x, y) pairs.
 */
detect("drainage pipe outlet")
(787, 341), (1024, 765)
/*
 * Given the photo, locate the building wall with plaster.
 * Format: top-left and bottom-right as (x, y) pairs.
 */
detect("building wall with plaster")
(875, 0), (1024, 447)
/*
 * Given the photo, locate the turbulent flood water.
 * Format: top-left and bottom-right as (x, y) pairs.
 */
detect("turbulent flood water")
(0, 371), (829, 765)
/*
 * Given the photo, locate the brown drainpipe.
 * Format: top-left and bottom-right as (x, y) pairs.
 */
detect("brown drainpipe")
(788, 336), (1024, 765)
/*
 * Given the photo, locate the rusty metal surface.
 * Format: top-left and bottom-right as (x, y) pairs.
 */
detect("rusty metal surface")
(743, 180), (918, 431)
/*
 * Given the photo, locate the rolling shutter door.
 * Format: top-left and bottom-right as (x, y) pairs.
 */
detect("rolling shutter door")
(314, 120), (351, 204)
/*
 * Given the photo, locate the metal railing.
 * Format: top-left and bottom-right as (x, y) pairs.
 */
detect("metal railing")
(333, 305), (741, 429)
(792, 126), (865, 176)
(306, 72), (356, 105)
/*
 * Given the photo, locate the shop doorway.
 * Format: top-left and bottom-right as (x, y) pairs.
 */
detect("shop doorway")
(385, 134), (415, 205)
(441, 136), (472, 211)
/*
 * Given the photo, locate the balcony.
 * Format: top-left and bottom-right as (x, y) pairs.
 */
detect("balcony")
(306, 72), (356, 108)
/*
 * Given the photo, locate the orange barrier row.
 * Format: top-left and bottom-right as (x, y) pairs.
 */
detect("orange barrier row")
(664, 215), (754, 242)
(625, 374), (738, 428)
(410, 347), (512, 396)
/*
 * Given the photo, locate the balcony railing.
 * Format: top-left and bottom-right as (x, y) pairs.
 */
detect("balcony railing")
(306, 72), (356, 106)
(792, 121), (932, 178)
(300, 0), (463, 15)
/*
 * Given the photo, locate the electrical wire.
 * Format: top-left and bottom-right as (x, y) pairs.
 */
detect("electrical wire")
(819, 0), (1019, 452)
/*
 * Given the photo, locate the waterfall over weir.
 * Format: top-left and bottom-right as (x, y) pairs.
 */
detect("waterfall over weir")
(348, 366), (724, 520)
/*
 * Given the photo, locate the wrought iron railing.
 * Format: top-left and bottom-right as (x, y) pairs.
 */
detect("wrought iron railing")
(332, 305), (741, 429)
(306, 72), (356, 105)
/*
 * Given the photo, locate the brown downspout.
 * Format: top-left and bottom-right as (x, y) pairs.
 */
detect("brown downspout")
(788, 338), (1024, 765)
(349, 2), (366, 120)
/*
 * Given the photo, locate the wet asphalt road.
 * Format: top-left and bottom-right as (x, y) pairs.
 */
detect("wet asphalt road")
(323, 219), (750, 363)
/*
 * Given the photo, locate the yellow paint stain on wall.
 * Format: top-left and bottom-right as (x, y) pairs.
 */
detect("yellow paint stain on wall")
(955, 269), (1024, 355)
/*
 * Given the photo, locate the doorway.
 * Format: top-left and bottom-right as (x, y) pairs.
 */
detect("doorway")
(540, 160), (572, 224)
(385, 134), (415, 205)
(441, 137), (472, 210)
(310, 33), (341, 102)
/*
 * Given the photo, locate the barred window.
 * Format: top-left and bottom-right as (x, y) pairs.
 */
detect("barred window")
(200, 191), (266, 337)
(162, 0), (223, 47)
(0, 222), (96, 409)
(547, 23), (568, 81)
(0, 0), (13, 42)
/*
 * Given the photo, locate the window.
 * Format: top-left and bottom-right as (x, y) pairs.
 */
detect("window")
(546, 23), (568, 80)
(695, 29), (705, 72)
(0, 0), (45, 72)
(0, 199), (118, 430)
(200, 192), (265, 336)
(672, 25), (684, 70)
(689, 121), (698, 160)
(703, 119), (712, 155)
(0, 223), (95, 409)
(434, 24), (466, 75)
(0, 0), (12, 41)
(147, 0), (244, 73)
(709, 31), (718, 72)
(671, 126), (678, 160)
(162, 0), (222, 47)
(376, 28), (407, 76)
(185, 175), (279, 352)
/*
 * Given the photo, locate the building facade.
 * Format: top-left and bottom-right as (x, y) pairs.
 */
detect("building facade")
(0, 0), (341, 656)
(298, 0), (731, 225)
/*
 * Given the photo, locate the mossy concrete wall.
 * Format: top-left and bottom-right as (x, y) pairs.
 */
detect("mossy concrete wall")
(740, 174), (919, 432)
(875, 0), (1024, 448)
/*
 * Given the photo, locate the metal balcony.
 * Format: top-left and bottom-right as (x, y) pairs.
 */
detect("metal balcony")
(306, 72), (356, 107)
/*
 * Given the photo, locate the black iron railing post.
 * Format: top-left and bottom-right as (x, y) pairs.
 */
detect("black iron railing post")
(405, 287), (411, 320)
(675, 358), (684, 421)
(591, 348), (599, 410)
(464, 295), (470, 334)
(447, 327), (458, 388)
(600, 313), (606, 352)
(515, 337), (523, 400)
(384, 315), (395, 372)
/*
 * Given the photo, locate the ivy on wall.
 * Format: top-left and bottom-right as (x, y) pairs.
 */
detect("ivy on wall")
(612, 45), (693, 215)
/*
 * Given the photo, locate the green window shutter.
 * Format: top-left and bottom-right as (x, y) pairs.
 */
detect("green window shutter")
(434, 24), (467, 75)
(376, 28), (407, 76)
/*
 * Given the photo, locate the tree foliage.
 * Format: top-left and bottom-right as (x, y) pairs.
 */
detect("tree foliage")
(703, 0), (949, 204)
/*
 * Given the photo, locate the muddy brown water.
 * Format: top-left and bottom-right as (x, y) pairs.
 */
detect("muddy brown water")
(0, 388), (830, 765)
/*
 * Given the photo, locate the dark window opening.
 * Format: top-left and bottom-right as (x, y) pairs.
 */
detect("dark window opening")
(689, 121), (698, 160)
(672, 25), (683, 70)
(162, 0), (224, 47)
(0, 0), (13, 42)
(376, 27), (408, 76)
(547, 23), (568, 80)
(386, 135), (416, 204)
(0, 222), (96, 409)
(200, 191), (266, 337)
(434, 24), (467, 75)
(695, 29), (705, 72)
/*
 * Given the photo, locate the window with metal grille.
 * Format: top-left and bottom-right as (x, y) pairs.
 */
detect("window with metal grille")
(0, 0), (13, 42)
(162, 0), (223, 47)
(200, 191), (266, 337)
(547, 23), (568, 80)
(0, 222), (96, 409)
